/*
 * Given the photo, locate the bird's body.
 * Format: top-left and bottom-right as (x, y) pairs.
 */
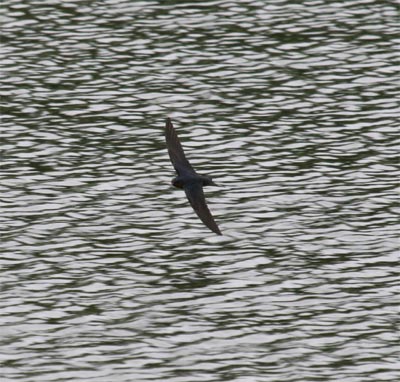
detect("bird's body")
(172, 175), (213, 189)
(165, 118), (222, 235)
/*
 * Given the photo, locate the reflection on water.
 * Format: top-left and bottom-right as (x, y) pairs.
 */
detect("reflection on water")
(1, 0), (399, 381)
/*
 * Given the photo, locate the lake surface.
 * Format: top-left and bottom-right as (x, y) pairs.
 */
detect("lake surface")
(1, 0), (399, 381)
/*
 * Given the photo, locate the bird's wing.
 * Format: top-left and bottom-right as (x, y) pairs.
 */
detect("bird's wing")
(165, 118), (197, 176)
(184, 182), (222, 235)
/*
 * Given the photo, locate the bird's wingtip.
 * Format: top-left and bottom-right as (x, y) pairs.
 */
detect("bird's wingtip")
(212, 226), (223, 235)
(165, 117), (174, 130)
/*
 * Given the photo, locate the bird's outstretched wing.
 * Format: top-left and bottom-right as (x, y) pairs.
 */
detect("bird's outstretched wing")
(184, 182), (222, 235)
(165, 118), (196, 176)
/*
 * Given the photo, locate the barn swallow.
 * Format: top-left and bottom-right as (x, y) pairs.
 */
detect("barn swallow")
(165, 117), (222, 235)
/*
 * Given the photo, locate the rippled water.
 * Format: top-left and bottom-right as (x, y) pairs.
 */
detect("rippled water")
(1, 0), (399, 381)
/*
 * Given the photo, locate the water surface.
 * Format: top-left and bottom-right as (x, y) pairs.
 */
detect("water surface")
(1, 0), (399, 381)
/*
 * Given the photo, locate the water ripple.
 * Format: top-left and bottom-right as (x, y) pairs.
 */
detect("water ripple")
(1, 0), (399, 381)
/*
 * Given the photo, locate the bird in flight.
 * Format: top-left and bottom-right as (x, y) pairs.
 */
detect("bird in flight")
(165, 117), (222, 235)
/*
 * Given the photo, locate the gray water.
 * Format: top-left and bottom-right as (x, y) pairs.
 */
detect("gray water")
(1, 0), (399, 381)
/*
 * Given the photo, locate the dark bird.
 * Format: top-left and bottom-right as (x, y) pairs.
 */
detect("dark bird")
(165, 117), (222, 235)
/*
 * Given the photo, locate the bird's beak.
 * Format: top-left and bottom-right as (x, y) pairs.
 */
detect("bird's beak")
(210, 181), (218, 187)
